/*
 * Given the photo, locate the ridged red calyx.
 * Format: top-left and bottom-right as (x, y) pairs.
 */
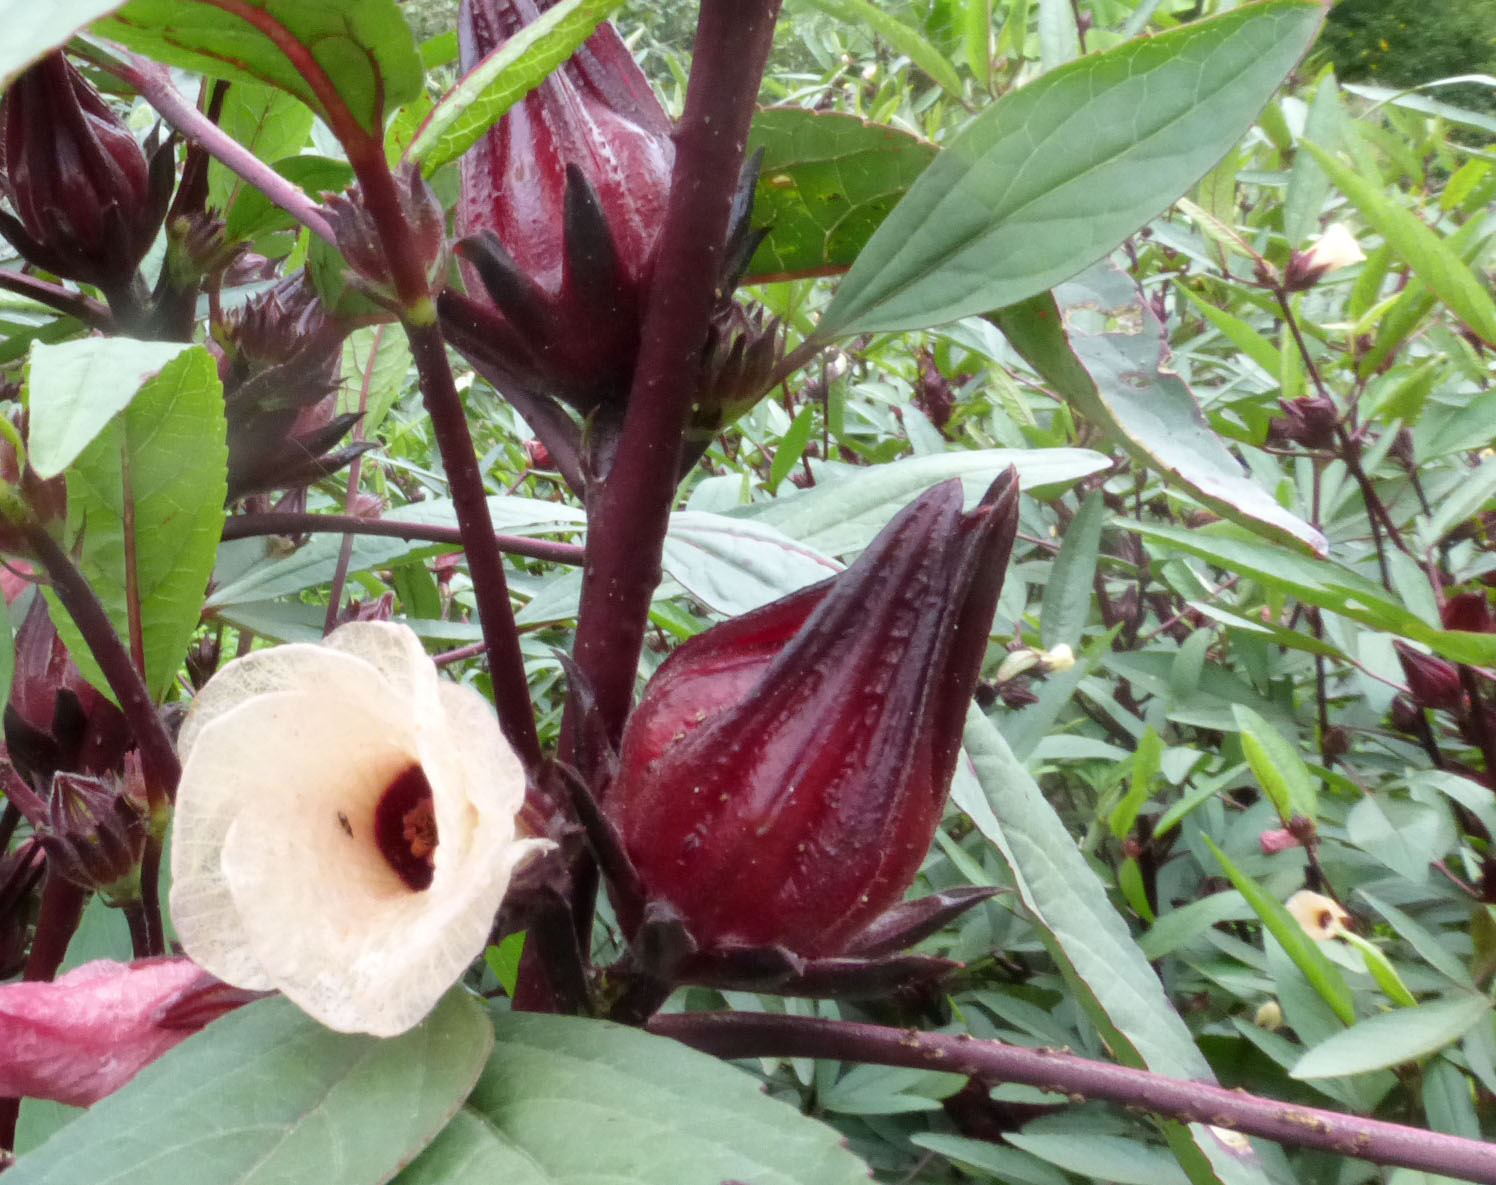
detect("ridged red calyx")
(1393, 641), (1464, 714)
(1441, 591), (1496, 635)
(1265, 395), (1338, 451)
(0, 54), (172, 296)
(213, 273), (368, 502)
(605, 471), (1020, 957)
(440, 0), (673, 419)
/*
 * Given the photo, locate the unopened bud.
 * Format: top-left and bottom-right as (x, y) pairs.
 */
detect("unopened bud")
(1393, 641), (1464, 713)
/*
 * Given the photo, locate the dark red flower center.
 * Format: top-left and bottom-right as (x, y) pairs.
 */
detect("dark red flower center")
(373, 764), (438, 891)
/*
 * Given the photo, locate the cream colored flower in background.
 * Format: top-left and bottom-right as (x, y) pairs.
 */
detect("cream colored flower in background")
(1285, 889), (1350, 941)
(169, 622), (549, 1037)
(1302, 223), (1366, 274)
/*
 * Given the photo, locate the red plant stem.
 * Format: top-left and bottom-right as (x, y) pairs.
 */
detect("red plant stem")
(649, 1012), (1496, 1185)
(567, 0), (784, 749)
(21, 525), (180, 803)
(104, 55), (335, 246)
(0, 271), (115, 331)
(219, 512), (585, 565)
(200, 0), (544, 766)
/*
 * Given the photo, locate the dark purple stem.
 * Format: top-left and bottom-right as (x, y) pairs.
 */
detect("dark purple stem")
(102, 55), (335, 245)
(0, 271), (115, 331)
(567, 0), (784, 748)
(649, 1012), (1496, 1185)
(22, 525), (180, 802)
(219, 511), (584, 565)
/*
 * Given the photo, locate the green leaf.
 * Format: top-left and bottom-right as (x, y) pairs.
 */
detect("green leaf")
(95, 0), (422, 135)
(406, 0), (622, 172)
(663, 511), (841, 616)
(51, 347), (226, 703)
(8, 990), (493, 1183)
(956, 710), (1273, 1185)
(796, 0), (964, 98)
(25, 338), (195, 478)
(1201, 836), (1356, 1026)
(996, 266), (1326, 554)
(734, 447), (1108, 558)
(223, 154), (354, 241)
(1130, 520), (1496, 667)
(1007, 1132), (1190, 1185)
(1291, 996), (1492, 1080)
(745, 108), (936, 281)
(1233, 705), (1317, 822)
(0, 0), (125, 86)
(815, 0), (1325, 337)
(207, 83), (317, 221)
(1035, 0), (1080, 71)
(1282, 70), (1341, 248)
(1040, 488), (1102, 650)
(768, 404), (816, 492)
(1304, 142), (1496, 346)
(394, 1011), (871, 1185)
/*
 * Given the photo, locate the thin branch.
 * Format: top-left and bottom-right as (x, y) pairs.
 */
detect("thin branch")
(102, 55), (335, 246)
(0, 271), (115, 331)
(22, 525), (180, 802)
(219, 511), (585, 565)
(649, 1012), (1496, 1185)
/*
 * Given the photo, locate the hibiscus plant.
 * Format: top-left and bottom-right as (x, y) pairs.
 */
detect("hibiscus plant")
(1, 0), (1495, 1182)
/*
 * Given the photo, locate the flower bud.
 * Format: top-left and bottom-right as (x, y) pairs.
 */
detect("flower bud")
(5, 593), (130, 790)
(1442, 591), (1495, 635)
(1393, 640), (1464, 713)
(606, 472), (1020, 956)
(0, 839), (44, 979)
(0, 54), (172, 294)
(1265, 395), (1338, 451)
(1283, 223), (1364, 292)
(322, 165), (446, 308)
(214, 273), (368, 501)
(37, 761), (148, 903)
(441, 0), (673, 417)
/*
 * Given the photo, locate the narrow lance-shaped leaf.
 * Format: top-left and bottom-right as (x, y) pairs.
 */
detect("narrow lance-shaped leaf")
(996, 264), (1327, 555)
(1291, 995), (1493, 1080)
(798, 0), (964, 99)
(1304, 141), (1496, 346)
(956, 709), (1273, 1185)
(94, 0), (422, 135)
(814, 0), (1325, 337)
(405, 0), (623, 172)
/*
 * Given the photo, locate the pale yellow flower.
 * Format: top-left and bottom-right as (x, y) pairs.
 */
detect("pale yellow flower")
(1302, 224), (1365, 275)
(1285, 889), (1350, 941)
(169, 622), (548, 1036)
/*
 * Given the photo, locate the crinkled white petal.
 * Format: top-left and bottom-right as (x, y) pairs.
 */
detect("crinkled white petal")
(170, 623), (549, 1035)
(171, 677), (416, 994)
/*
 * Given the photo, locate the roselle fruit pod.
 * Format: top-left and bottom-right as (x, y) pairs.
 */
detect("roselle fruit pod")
(1393, 640), (1464, 713)
(0, 54), (171, 295)
(38, 762), (148, 903)
(1441, 591), (1496, 634)
(441, 0), (673, 418)
(606, 471), (1020, 957)
(214, 273), (368, 501)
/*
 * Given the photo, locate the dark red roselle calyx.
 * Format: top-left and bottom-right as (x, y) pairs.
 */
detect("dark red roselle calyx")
(1393, 640), (1464, 714)
(1442, 591), (1496, 635)
(0, 54), (172, 297)
(1265, 395), (1338, 452)
(213, 273), (369, 501)
(605, 471), (1020, 957)
(440, 0), (674, 419)
(442, 0), (776, 488)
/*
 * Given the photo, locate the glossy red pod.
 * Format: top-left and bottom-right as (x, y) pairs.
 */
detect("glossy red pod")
(606, 471), (1019, 957)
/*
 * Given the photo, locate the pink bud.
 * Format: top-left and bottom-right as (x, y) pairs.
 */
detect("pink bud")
(0, 957), (252, 1106)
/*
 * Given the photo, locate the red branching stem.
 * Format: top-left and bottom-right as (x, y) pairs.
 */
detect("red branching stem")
(567, 0), (784, 749)
(22, 525), (180, 803)
(104, 55), (335, 245)
(0, 271), (115, 331)
(219, 512), (585, 565)
(649, 1012), (1496, 1185)
(404, 322), (543, 769)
